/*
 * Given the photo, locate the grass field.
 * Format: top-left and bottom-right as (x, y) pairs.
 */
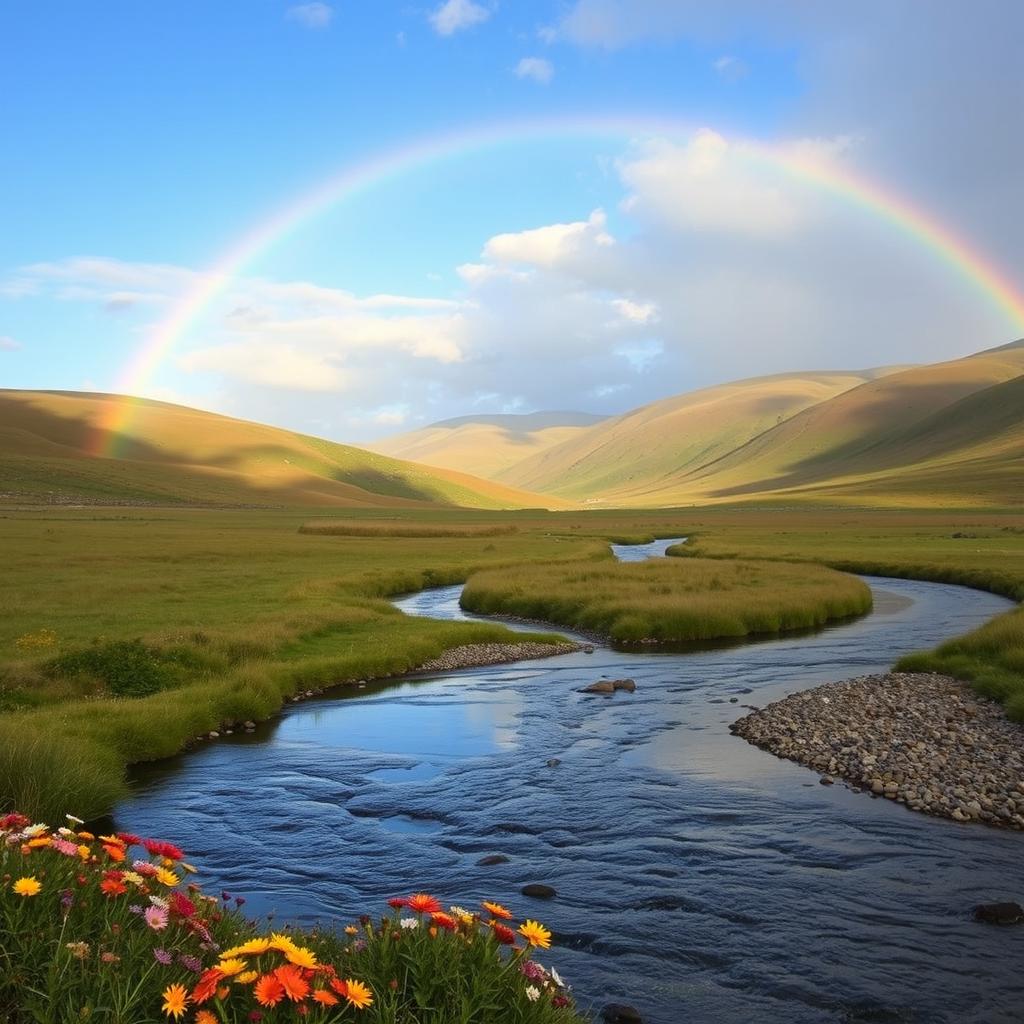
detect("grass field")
(460, 557), (872, 642)
(2, 504), (1023, 820)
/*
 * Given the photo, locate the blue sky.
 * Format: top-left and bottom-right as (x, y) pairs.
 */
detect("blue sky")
(2, 1), (1022, 440)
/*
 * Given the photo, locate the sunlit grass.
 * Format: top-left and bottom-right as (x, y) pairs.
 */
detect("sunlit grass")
(461, 557), (872, 643)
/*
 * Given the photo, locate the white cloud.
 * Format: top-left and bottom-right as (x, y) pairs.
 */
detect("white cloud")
(712, 54), (748, 81)
(0, 335), (22, 351)
(286, 3), (333, 29)
(429, 0), (490, 36)
(515, 57), (554, 84)
(181, 341), (350, 392)
(482, 209), (613, 268)
(612, 298), (658, 325)
(370, 404), (411, 425)
(619, 131), (812, 235)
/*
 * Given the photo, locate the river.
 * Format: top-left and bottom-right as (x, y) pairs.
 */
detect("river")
(115, 540), (1024, 1023)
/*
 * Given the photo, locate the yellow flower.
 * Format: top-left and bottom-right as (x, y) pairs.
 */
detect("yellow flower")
(342, 978), (374, 1010)
(236, 970), (260, 985)
(161, 983), (189, 1020)
(285, 946), (318, 969)
(217, 957), (248, 977)
(268, 932), (299, 954)
(121, 871), (144, 886)
(195, 1012), (218, 1024)
(154, 867), (180, 887)
(77, 831), (95, 840)
(344, 925), (358, 935)
(12, 876), (41, 897)
(77, 845), (91, 860)
(26, 837), (51, 848)
(517, 919), (551, 949)
(221, 938), (270, 958)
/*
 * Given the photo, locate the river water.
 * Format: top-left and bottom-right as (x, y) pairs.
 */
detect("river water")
(116, 540), (1024, 1023)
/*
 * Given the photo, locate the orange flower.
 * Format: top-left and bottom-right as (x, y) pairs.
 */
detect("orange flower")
(190, 968), (224, 1005)
(161, 983), (189, 1020)
(481, 900), (513, 920)
(274, 964), (310, 1003)
(254, 974), (286, 1007)
(431, 911), (458, 931)
(406, 893), (441, 914)
(491, 922), (517, 945)
(26, 837), (51, 848)
(329, 978), (349, 998)
(195, 1013), (218, 1024)
(312, 989), (339, 1006)
(102, 844), (126, 862)
(100, 877), (127, 897)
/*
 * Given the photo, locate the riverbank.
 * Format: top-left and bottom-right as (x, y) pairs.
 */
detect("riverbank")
(731, 671), (1024, 830)
(414, 640), (582, 672)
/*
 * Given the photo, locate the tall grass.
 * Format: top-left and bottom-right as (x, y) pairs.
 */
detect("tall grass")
(461, 557), (872, 643)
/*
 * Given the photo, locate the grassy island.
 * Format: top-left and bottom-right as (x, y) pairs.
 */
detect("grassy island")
(460, 556), (872, 643)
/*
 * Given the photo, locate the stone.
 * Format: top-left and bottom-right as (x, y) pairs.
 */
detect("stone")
(208, 731), (219, 739)
(601, 1004), (643, 1023)
(820, 776), (834, 786)
(476, 854), (510, 866)
(581, 681), (616, 694)
(243, 721), (256, 730)
(521, 883), (557, 899)
(583, 646), (595, 654)
(546, 758), (562, 768)
(973, 902), (1024, 925)
(612, 679), (637, 693)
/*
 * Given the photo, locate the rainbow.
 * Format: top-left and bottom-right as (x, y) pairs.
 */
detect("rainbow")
(92, 114), (1024, 456)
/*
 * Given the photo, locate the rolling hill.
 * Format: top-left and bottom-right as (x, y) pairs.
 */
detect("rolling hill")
(0, 390), (562, 509)
(369, 411), (606, 479)
(493, 368), (902, 499)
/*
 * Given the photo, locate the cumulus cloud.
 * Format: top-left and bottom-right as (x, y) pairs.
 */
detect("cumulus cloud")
(0, 335), (22, 351)
(286, 3), (333, 29)
(482, 210), (614, 268)
(514, 57), (554, 84)
(429, 0), (490, 36)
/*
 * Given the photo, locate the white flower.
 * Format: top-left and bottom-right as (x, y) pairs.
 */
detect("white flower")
(550, 967), (566, 989)
(525, 985), (540, 1002)
(22, 823), (48, 837)
(65, 814), (85, 825)
(400, 917), (419, 930)
(148, 896), (169, 911)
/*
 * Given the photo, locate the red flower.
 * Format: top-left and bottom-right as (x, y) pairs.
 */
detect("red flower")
(406, 893), (441, 914)
(274, 964), (310, 1003)
(191, 968), (224, 1005)
(254, 975), (285, 1008)
(491, 923), (517, 945)
(553, 995), (571, 1008)
(100, 877), (127, 897)
(329, 979), (349, 998)
(387, 897), (407, 909)
(142, 839), (185, 860)
(116, 832), (142, 847)
(169, 891), (197, 918)
(0, 813), (30, 829)
(431, 912), (458, 932)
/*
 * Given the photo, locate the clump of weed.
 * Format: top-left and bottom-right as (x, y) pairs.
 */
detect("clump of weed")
(46, 639), (177, 697)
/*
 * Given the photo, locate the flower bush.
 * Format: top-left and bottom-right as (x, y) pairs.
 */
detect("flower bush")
(0, 814), (585, 1023)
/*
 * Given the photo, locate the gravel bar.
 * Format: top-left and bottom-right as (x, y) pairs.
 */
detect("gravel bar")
(731, 672), (1024, 830)
(414, 641), (582, 673)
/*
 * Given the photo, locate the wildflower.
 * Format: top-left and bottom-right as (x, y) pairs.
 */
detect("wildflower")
(450, 905), (475, 923)
(100, 877), (127, 897)
(52, 838), (79, 856)
(285, 946), (318, 969)
(518, 920), (551, 950)
(387, 897), (407, 909)
(77, 845), (91, 860)
(522, 960), (545, 981)
(191, 968), (224, 1005)
(134, 860), (159, 877)
(149, 895), (170, 910)
(13, 876), (41, 897)
(102, 844), (126, 862)
(155, 867), (180, 887)
(406, 893), (441, 914)
(312, 989), (339, 1006)
(22, 823), (48, 838)
(26, 836), (52, 848)
(61, 889), (74, 912)
(195, 1012), (218, 1024)
(236, 970), (260, 984)
(254, 974), (286, 1008)
(101, 952), (121, 964)
(492, 922), (517, 945)
(144, 839), (185, 861)
(550, 967), (566, 989)
(221, 938), (270, 958)
(161, 983), (189, 1020)
(274, 964), (310, 1002)
(268, 932), (299, 954)
(431, 911), (458, 932)
(66, 941), (90, 960)
(77, 830), (95, 840)
(344, 925), (358, 935)
(179, 954), (203, 974)
(553, 994), (571, 1008)
(525, 985), (540, 1002)
(217, 958), (248, 977)
(341, 979), (373, 1010)
(481, 900), (513, 920)
(65, 814), (85, 826)
(145, 906), (169, 931)
(122, 870), (145, 886)
(169, 891), (196, 917)
(116, 832), (142, 847)
(399, 917), (419, 930)
(153, 948), (173, 965)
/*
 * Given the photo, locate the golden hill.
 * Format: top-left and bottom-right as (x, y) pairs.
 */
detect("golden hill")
(369, 411), (605, 479)
(494, 368), (901, 500)
(0, 390), (562, 509)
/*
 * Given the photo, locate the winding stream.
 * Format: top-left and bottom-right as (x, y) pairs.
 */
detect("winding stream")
(116, 541), (1024, 1023)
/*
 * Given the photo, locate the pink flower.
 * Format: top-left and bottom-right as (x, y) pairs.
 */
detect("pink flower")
(144, 905), (169, 931)
(52, 838), (79, 856)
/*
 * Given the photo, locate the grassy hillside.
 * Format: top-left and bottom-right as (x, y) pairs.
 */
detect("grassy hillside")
(494, 368), (899, 500)
(369, 410), (605, 479)
(686, 340), (1024, 507)
(0, 390), (562, 510)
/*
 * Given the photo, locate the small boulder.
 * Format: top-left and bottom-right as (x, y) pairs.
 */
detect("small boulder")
(546, 758), (562, 768)
(973, 902), (1024, 925)
(521, 883), (557, 899)
(581, 681), (616, 694)
(243, 721), (256, 730)
(612, 679), (636, 693)
(601, 1005), (643, 1023)
(476, 854), (509, 867)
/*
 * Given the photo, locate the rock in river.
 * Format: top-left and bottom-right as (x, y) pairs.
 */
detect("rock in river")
(601, 1004), (643, 1023)
(974, 902), (1023, 925)
(476, 854), (510, 866)
(521, 883), (557, 899)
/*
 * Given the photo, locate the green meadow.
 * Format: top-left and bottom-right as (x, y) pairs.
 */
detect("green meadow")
(2, 504), (1023, 820)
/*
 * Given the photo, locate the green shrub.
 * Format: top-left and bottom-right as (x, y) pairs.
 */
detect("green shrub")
(47, 639), (177, 697)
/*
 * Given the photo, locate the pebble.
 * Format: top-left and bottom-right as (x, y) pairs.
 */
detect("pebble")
(730, 672), (1024, 831)
(416, 642), (580, 673)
